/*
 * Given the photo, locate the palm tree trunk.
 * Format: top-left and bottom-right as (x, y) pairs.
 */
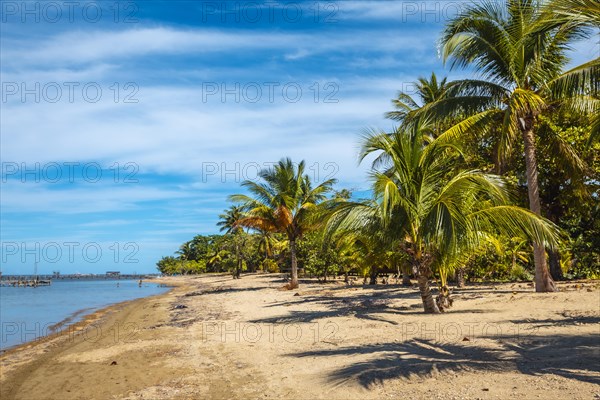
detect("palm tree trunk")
(522, 126), (557, 292)
(417, 274), (440, 314)
(235, 243), (241, 279)
(289, 239), (299, 289)
(322, 264), (329, 282)
(548, 249), (564, 281)
(264, 248), (269, 273)
(456, 267), (465, 288)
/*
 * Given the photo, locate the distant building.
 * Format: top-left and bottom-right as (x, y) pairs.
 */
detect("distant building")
(106, 271), (121, 277)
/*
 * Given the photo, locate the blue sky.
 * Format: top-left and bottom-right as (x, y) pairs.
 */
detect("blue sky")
(1, 1), (597, 275)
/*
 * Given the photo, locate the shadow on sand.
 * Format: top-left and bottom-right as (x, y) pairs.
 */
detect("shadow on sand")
(251, 284), (503, 325)
(251, 288), (422, 325)
(287, 334), (599, 388)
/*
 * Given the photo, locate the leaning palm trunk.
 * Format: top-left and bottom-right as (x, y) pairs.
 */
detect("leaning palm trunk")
(417, 274), (440, 314)
(289, 239), (299, 289)
(522, 126), (557, 292)
(415, 255), (440, 313)
(435, 285), (453, 312)
(435, 269), (453, 311)
(338, 127), (562, 314)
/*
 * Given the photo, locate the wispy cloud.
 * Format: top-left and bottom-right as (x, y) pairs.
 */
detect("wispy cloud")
(2, 26), (436, 68)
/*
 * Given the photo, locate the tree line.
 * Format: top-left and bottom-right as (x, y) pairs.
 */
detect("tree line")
(158, 0), (599, 313)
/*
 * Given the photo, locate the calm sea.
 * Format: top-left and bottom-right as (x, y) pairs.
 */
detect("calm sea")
(0, 279), (170, 351)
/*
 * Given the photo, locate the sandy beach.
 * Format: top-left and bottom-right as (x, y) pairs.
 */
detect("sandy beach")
(1, 274), (598, 400)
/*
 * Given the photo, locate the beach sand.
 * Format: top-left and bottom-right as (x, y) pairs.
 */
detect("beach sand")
(1, 274), (598, 399)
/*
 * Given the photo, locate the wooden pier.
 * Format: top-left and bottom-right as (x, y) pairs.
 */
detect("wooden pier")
(0, 278), (52, 287)
(0, 273), (157, 287)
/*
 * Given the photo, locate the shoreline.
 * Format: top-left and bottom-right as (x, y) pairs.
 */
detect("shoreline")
(1, 277), (191, 400)
(0, 278), (181, 364)
(0, 307), (96, 355)
(0, 278), (176, 355)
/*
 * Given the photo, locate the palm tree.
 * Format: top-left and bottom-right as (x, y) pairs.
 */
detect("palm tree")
(327, 234), (361, 283)
(545, 0), (600, 28)
(333, 126), (559, 313)
(257, 230), (285, 272)
(257, 230), (274, 264)
(386, 72), (451, 122)
(385, 72), (454, 137)
(544, 0), (600, 143)
(217, 205), (245, 278)
(176, 241), (193, 261)
(230, 158), (336, 289)
(427, 0), (599, 292)
(217, 205), (244, 234)
(330, 200), (399, 285)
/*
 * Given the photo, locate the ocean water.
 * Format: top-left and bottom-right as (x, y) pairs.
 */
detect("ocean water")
(0, 279), (170, 351)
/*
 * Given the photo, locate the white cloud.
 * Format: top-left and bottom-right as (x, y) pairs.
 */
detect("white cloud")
(2, 26), (436, 68)
(337, 1), (471, 22)
(284, 48), (312, 60)
(0, 181), (191, 214)
(1, 79), (395, 187)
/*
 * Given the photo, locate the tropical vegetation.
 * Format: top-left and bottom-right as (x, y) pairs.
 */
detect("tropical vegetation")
(157, 0), (599, 313)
